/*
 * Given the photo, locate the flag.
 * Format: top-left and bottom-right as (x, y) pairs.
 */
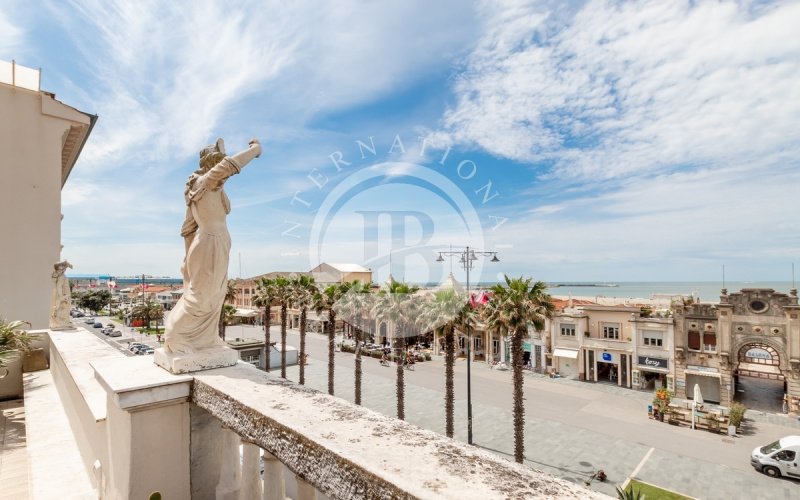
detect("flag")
(107, 280), (117, 289)
(469, 291), (489, 308)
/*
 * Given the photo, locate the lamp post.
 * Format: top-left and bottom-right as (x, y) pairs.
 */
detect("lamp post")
(435, 246), (499, 445)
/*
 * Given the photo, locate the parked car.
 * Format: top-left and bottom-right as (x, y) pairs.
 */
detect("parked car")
(93, 322), (103, 328)
(106, 323), (114, 328)
(109, 331), (122, 338)
(101, 327), (113, 335)
(751, 435), (800, 478)
(85, 318), (95, 324)
(129, 343), (146, 352)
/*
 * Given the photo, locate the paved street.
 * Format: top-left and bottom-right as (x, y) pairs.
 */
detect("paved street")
(222, 323), (800, 499)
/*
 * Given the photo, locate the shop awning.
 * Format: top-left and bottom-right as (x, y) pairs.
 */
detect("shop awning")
(234, 308), (258, 318)
(553, 348), (579, 359)
(684, 369), (720, 378)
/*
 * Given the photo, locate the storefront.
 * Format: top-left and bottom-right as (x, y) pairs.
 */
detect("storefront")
(684, 365), (721, 403)
(552, 348), (580, 378)
(633, 355), (671, 391)
(583, 348), (632, 387)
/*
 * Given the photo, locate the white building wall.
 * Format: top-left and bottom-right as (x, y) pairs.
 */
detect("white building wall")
(0, 79), (93, 329)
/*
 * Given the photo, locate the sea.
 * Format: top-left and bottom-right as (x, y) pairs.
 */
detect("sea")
(462, 281), (796, 302)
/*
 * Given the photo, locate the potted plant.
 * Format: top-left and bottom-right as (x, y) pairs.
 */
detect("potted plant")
(728, 402), (746, 434)
(704, 412), (721, 432)
(652, 387), (673, 422)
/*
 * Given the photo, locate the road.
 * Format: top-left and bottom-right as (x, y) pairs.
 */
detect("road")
(225, 322), (800, 499)
(75, 316), (799, 497)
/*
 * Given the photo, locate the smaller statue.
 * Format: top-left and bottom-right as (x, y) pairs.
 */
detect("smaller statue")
(50, 260), (73, 330)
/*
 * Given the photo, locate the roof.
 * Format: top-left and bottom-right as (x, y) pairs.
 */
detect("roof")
(325, 263), (370, 273)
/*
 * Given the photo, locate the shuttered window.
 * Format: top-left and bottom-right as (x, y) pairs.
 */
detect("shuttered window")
(703, 333), (717, 352)
(688, 330), (701, 350)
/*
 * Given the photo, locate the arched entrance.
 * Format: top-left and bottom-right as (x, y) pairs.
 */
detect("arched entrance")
(734, 343), (786, 412)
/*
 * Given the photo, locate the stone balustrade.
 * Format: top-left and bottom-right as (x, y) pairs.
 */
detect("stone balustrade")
(34, 328), (605, 499)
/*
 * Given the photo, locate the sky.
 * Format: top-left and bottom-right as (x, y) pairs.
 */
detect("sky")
(3, 0), (799, 285)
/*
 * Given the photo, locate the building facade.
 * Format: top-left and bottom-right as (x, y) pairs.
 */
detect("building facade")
(0, 61), (95, 329)
(673, 288), (800, 410)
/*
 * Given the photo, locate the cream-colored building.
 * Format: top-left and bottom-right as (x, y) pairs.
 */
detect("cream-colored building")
(0, 61), (95, 400)
(310, 262), (372, 285)
(0, 60), (96, 329)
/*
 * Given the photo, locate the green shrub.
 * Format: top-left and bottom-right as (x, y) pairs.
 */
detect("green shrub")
(728, 402), (746, 428)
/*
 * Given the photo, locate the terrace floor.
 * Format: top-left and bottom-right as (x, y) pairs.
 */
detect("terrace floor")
(0, 398), (29, 500)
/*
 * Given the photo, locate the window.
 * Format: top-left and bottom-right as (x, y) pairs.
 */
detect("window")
(493, 339), (500, 353)
(703, 333), (716, 352)
(774, 450), (796, 461)
(242, 352), (260, 365)
(602, 323), (620, 340)
(560, 323), (576, 336)
(642, 330), (663, 347)
(688, 330), (701, 350)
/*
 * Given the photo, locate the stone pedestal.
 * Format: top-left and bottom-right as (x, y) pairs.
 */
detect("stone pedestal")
(92, 356), (193, 500)
(154, 345), (239, 374)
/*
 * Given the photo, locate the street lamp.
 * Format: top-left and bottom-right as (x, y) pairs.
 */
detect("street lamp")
(435, 246), (499, 445)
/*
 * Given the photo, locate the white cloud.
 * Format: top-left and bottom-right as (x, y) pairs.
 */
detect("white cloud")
(489, 159), (800, 281)
(45, 0), (478, 174)
(441, 0), (800, 181)
(0, 9), (23, 55)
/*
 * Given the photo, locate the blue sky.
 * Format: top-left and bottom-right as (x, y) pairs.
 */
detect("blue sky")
(3, 0), (799, 284)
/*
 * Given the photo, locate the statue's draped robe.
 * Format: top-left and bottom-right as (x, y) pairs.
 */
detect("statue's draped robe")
(50, 266), (72, 329)
(165, 157), (241, 354)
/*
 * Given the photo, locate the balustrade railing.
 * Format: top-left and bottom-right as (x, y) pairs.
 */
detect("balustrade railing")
(37, 328), (604, 499)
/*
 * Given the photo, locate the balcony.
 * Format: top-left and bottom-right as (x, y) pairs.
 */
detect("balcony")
(15, 328), (604, 499)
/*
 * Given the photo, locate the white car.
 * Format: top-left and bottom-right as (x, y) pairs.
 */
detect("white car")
(751, 435), (800, 478)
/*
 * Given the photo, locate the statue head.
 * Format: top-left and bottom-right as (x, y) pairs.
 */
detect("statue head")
(198, 138), (226, 173)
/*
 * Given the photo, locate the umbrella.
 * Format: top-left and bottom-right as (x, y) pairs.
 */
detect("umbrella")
(692, 383), (704, 430)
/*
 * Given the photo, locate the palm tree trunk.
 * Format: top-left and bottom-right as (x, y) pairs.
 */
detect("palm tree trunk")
(297, 308), (307, 385)
(264, 303), (272, 372)
(280, 302), (288, 379)
(445, 324), (455, 438)
(218, 304), (225, 339)
(396, 324), (405, 420)
(328, 310), (336, 396)
(354, 319), (362, 405)
(511, 326), (525, 463)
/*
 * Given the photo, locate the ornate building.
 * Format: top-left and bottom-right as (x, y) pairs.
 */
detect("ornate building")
(673, 288), (800, 411)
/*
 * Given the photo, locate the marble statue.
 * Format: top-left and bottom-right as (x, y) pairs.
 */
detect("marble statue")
(49, 260), (73, 330)
(156, 138), (261, 373)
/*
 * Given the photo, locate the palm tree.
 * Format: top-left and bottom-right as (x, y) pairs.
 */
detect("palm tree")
(290, 275), (317, 385)
(371, 280), (418, 420)
(130, 300), (164, 337)
(484, 275), (553, 463)
(417, 289), (465, 437)
(0, 318), (31, 371)
(220, 304), (237, 341)
(271, 276), (292, 379)
(334, 281), (372, 405)
(219, 279), (237, 339)
(253, 277), (275, 371)
(314, 282), (353, 396)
